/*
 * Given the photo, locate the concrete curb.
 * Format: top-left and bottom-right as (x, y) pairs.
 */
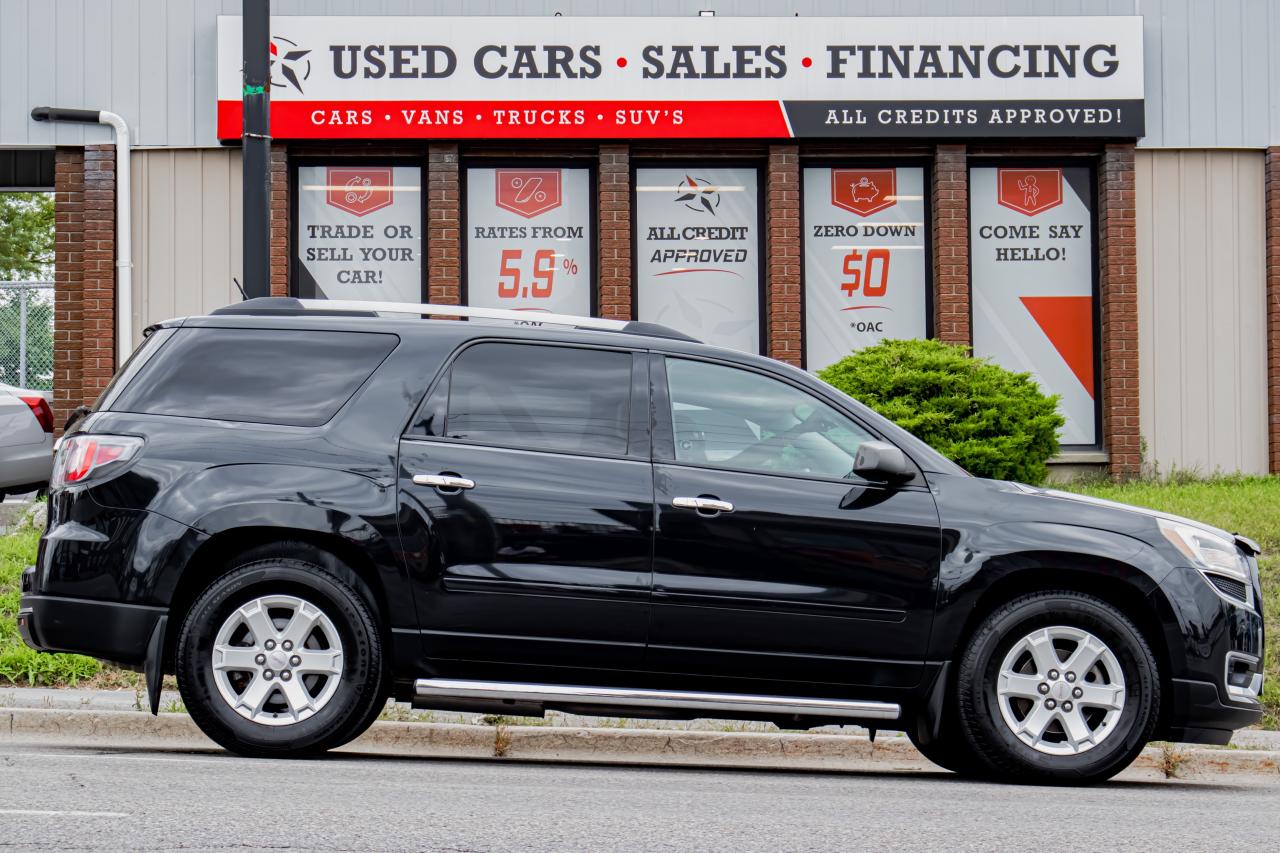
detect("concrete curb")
(4, 708), (1277, 777)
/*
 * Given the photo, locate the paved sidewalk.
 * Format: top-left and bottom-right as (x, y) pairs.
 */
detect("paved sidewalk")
(0, 493), (36, 534)
(1, 687), (1276, 777)
(3, 686), (1277, 748)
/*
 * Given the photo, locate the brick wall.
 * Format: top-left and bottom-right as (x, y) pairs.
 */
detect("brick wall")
(932, 145), (970, 345)
(427, 143), (461, 304)
(1098, 144), (1141, 478)
(766, 145), (801, 366)
(1267, 146), (1280, 473)
(269, 145), (289, 297)
(51, 149), (85, 432)
(47, 138), (1160, 479)
(81, 145), (117, 405)
(598, 144), (631, 320)
(51, 144), (116, 428)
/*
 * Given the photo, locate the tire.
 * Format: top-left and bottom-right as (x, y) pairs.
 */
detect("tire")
(955, 591), (1159, 785)
(907, 718), (989, 778)
(176, 551), (386, 758)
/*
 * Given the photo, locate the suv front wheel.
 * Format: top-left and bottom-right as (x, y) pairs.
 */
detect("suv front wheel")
(176, 552), (385, 757)
(955, 591), (1159, 785)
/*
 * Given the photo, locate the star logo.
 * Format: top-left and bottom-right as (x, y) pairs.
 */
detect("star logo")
(674, 175), (721, 216)
(269, 36), (311, 94)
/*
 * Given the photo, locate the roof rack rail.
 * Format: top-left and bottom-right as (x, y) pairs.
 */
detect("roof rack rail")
(211, 297), (700, 342)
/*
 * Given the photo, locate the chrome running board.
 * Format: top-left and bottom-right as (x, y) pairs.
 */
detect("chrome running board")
(413, 678), (900, 720)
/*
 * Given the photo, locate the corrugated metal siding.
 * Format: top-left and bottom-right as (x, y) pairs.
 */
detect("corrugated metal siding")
(130, 148), (242, 344)
(1, 0), (1277, 149)
(1136, 149), (1267, 475)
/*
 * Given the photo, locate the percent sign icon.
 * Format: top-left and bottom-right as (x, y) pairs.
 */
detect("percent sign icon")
(562, 257), (579, 275)
(511, 175), (548, 204)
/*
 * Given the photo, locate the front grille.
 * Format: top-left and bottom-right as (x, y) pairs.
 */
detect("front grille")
(1206, 573), (1248, 604)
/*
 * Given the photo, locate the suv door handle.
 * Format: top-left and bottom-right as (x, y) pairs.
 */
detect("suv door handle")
(413, 473), (476, 491)
(672, 496), (734, 515)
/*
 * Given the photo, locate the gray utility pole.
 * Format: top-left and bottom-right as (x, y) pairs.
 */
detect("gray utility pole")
(242, 0), (271, 299)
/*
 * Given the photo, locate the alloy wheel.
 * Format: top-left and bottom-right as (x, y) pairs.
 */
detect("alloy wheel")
(995, 625), (1126, 756)
(211, 594), (345, 726)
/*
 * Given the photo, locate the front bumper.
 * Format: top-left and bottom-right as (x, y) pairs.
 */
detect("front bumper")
(19, 570), (165, 666)
(1154, 564), (1265, 744)
(1162, 678), (1263, 745)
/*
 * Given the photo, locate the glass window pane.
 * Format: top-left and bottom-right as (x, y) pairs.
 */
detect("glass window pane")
(635, 166), (761, 353)
(447, 343), (630, 455)
(465, 168), (593, 316)
(295, 164), (423, 302)
(970, 166), (1097, 445)
(803, 166), (928, 372)
(665, 358), (873, 479)
(109, 328), (398, 427)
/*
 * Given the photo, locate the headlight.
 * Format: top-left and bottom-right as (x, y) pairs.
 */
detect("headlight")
(1158, 518), (1254, 607)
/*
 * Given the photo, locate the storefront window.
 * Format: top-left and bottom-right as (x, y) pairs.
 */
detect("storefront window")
(802, 166), (929, 371)
(465, 166), (593, 315)
(634, 167), (762, 353)
(294, 164), (423, 302)
(970, 166), (1099, 446)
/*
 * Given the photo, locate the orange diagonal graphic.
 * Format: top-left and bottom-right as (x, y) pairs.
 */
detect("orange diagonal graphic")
(1020, 296), (1095, 399)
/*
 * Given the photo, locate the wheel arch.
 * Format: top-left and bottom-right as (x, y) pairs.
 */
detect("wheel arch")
(162, 525), (394, 674)
(960, 567), (1172, 685)
(930, 559), (1177, 740)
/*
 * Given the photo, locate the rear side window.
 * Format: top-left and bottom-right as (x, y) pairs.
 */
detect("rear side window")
(445, 343), (631, 455)
(108, 328), (397, 427)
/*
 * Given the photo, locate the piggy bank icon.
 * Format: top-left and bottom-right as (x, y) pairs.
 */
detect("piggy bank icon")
(850, 177), (880, 203)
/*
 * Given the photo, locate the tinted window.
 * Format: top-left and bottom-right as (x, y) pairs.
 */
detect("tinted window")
(665, 358), (874, 479)
(95, 327), (176, 412)
(446, 343), (630, 455)
(109, 328), (397, 427)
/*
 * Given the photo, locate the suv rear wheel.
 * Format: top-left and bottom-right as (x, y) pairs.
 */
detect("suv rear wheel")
(955, 591), (1159, 785)
(176, 553), (385, 757)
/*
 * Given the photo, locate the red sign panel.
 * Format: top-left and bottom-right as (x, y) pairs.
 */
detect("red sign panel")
(997, 168), (1063, 216)
(831, 169), (897, 217)
(326, 168), (394, 216)
(495, 169), (562, 218)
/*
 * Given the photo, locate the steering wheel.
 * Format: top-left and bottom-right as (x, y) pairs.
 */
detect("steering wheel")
(724, 409), (831, 470)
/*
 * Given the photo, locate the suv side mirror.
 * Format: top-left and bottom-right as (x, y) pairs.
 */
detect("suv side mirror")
(853, 441), (914, 482)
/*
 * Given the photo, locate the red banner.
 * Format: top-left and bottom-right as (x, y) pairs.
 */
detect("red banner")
(216, 100), (791, 139)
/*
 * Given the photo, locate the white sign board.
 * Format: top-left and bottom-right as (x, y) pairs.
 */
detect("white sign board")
(295, 165), (422, 302)
(466, 167), (593, 316)
(217, 16), (1144, 139)
(971, 166), (1097, 445)
(803, 166), (928, 371)
(636, 167), (760, 353)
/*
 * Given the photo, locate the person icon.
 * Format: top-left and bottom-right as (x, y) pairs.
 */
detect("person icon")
(1018, 174), (1040, 209)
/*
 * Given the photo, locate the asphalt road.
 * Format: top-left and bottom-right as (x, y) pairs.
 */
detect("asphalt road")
(1, 741), (1276, 852)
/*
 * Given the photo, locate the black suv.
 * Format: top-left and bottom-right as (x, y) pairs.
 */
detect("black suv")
(18, 298), (1265, 784)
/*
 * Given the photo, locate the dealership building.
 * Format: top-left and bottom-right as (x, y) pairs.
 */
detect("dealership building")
(1, 1), (1278, 479)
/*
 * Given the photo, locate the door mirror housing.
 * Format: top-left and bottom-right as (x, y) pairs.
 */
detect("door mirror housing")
(853, 441), (914, 482)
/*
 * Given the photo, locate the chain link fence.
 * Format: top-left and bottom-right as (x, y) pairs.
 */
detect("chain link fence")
(0, 281), (55, 391)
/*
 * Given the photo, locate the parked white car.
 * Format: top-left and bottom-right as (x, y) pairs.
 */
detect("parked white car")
(0, 382), (54, 499)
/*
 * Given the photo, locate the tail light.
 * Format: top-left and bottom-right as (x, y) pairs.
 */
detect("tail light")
(19, 395), (53, 433)
(51, 435), (143, 489)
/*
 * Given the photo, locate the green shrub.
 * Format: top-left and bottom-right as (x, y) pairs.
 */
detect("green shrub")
(0, 527), (102, 686)
(818, 338), (1065, 483)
